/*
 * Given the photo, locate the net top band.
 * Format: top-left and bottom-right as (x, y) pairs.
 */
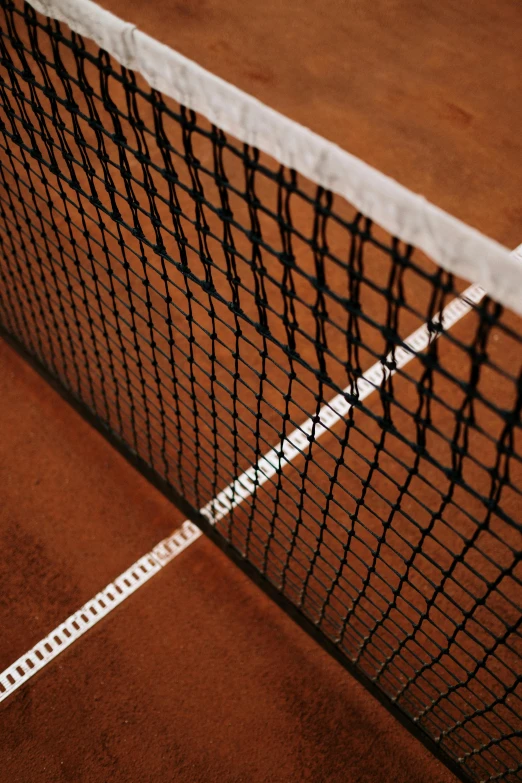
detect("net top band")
(28, 0), (522, 316)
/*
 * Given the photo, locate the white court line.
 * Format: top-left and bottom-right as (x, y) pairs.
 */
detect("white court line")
(200, 283), (485, 525)
(0, 521), (201, 702)
(0, 282), (486, 703)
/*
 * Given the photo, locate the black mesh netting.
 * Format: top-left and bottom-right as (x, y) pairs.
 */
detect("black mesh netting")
(0, 2), (521, 780)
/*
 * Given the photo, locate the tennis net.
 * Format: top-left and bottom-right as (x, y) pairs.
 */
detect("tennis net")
(0, 1), (521, 781)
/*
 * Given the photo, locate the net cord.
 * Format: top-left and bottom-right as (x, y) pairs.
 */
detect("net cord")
(26, 0), (522, 317)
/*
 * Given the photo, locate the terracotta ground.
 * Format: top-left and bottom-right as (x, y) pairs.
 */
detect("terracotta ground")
(1, 0), (521, 781)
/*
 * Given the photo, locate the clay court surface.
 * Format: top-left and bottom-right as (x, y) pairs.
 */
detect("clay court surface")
(1, 337), (459, 782)
(1, 0), (521, 781)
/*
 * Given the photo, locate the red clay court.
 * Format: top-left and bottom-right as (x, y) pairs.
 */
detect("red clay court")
(0, 1), (521, 782)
